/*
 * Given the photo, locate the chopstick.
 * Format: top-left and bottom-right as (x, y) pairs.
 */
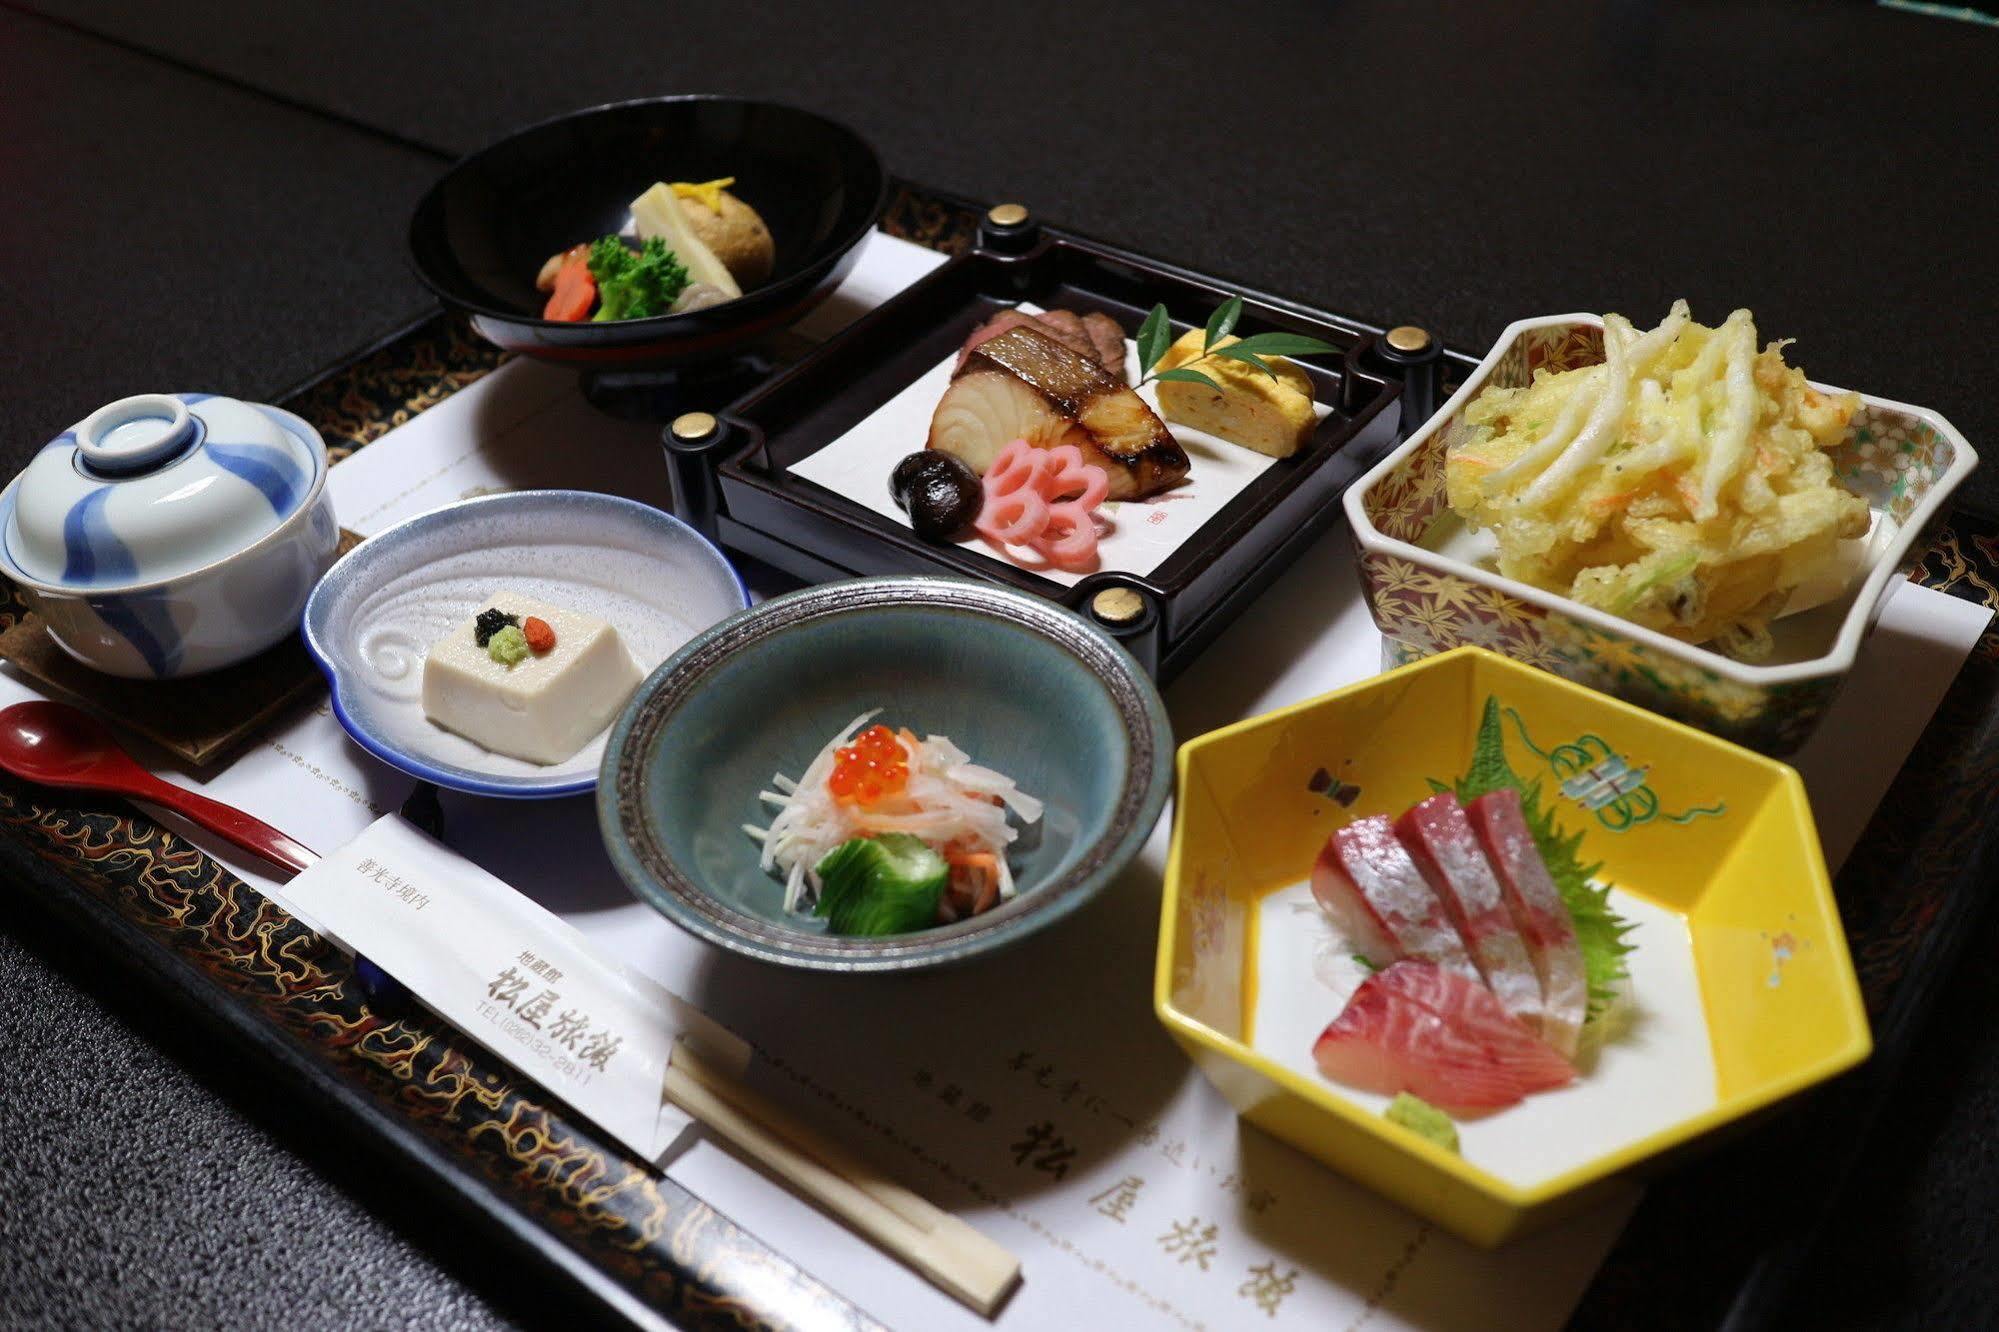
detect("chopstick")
(665, 1039), (1021, 1317)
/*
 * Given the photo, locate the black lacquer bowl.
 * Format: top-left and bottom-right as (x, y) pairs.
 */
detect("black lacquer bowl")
(408, 96), (886, 368)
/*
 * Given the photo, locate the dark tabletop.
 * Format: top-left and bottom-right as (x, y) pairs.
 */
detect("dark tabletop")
(1, 3), (1996, 1328)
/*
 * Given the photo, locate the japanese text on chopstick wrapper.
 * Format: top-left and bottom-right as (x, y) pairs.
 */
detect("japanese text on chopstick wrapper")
(284, 814), (747, 1162)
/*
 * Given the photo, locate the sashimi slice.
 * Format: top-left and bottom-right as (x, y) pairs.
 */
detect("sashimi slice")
(1312, 978), (1528, 1112)
(1310, 816), (1480, 981)
(1396, 793), (1547, 1036)
(1373, 961), (1574, 1094)
(1467, 789), (1588, 1057)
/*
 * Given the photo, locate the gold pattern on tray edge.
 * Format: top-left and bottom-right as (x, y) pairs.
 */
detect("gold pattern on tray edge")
(0, 796), (880, 1330)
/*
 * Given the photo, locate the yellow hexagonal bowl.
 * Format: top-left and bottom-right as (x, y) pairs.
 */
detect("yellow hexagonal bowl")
(1154, 646), (1870, 1247)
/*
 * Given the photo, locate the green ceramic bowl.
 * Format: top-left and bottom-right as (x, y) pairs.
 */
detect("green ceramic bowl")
(598, 577), (1173, 971)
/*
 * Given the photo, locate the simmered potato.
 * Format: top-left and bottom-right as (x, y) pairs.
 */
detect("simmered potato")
(677, 187), (774, 287)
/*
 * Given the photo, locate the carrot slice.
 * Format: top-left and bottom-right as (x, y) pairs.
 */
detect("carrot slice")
(945, 852), (1003, 917)
(543, 251), (596, 321)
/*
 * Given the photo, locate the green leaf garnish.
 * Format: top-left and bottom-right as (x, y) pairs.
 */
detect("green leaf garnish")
(1210, 343), (1279, 379)
(1444, 698), (1637, 1018)
(1136, 303), (1173, 380)
(813, 834), (948, 936)
(1203, 296), (1242, 351)
(1134, 297), (1340, 390)
(1153, 366), (1226, 393)
(1224, 331), (1340, 358)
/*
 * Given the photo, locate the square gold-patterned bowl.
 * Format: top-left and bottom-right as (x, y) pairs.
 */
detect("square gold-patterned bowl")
(1154, 647), (1870, 1246)
(1342, 315), (1977, 753)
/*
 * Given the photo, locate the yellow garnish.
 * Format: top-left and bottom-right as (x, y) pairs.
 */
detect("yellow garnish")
(670, 177), (735, 214)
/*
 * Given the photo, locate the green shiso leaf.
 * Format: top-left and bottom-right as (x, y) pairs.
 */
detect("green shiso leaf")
(813, 834), (947, 937)
(1203, 295), (1243, 351)
(1136, 303), (1173, 379)
(1445, 698), (1637, 1018)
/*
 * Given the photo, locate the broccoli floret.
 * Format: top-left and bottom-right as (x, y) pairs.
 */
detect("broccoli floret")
(586, 235), (634, 284)
(586, 235), (689, 322)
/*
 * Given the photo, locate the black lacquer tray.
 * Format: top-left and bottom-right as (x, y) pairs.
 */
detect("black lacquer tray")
(665, 210), (1443, 681)
(3, 182), (1997, 1331)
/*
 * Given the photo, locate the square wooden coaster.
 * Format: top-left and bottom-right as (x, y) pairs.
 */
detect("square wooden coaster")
(0, 530), (363, 769)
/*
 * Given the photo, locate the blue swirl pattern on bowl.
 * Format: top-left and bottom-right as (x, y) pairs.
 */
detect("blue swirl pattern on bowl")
(0, 393), (337, 678)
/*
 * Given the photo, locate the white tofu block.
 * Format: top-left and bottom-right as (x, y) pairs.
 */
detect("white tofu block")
(421, 589), (642, 765)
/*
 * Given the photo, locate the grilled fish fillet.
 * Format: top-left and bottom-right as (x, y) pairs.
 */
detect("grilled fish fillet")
(955, 308), (1127, 380)
(928, 326), (1189, 500)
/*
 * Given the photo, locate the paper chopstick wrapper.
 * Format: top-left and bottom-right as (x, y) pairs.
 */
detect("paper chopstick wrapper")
(284, 813), (748, 1161)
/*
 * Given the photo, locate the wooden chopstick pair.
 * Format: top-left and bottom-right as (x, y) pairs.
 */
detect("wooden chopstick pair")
(666, 1039), (1022, 1317)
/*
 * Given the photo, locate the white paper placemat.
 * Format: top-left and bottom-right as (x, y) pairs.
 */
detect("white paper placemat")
(5, 231), (1988, 1331)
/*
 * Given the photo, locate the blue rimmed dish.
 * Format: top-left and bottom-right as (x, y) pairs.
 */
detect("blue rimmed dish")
(302, 490), (747, 798)
(597, 576), (1173, 971)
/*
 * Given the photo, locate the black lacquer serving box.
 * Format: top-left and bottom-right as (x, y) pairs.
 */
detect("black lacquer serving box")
(660, 207), (1446, 681)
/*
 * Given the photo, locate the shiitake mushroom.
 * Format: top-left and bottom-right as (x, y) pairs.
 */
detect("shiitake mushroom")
(890, 451), (983, 542)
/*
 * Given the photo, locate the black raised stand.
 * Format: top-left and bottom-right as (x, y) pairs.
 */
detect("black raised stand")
(977, 202), (1040, 256)
(662, 411), (733, 545)
(1084, 584), (1163, 677)
(581, 353), (779, 423)
(1368, 324), (1444, 439)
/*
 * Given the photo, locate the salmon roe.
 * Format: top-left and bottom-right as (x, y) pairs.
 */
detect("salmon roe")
(828, 725), (909, 805)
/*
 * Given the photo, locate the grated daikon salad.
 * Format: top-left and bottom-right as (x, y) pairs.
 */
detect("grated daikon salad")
(743, 710), (1044, 926)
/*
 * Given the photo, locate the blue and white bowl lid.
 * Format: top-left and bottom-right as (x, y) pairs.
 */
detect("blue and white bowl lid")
(3, 392), (325, 590)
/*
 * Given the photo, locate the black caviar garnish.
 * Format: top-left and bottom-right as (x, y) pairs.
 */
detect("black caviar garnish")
(473, 607), (519, 647)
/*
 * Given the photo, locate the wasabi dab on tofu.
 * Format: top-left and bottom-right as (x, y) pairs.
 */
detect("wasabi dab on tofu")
(813, 833), (950, 936)
(485, 623), (530, 666)
(1384, 1092), (1460, 1153)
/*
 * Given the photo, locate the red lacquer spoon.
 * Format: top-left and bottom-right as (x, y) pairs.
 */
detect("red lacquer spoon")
(0, 700), (318, 873)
